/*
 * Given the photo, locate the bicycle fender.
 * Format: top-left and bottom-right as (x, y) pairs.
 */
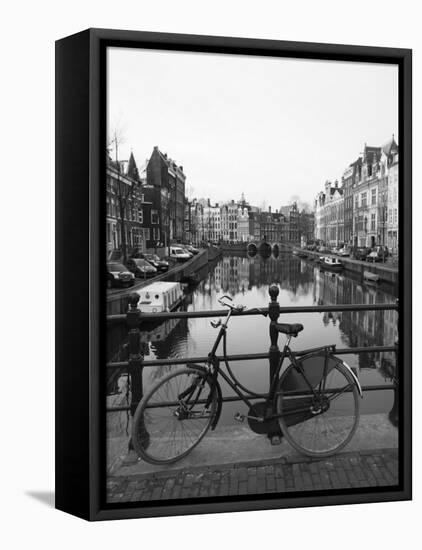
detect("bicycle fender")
(289, 351), (363, 399)
(339, 359), (363, 398)
(208, 376), (222, 430)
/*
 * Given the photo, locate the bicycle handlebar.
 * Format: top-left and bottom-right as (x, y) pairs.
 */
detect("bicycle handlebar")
(217, 297), (268, 317)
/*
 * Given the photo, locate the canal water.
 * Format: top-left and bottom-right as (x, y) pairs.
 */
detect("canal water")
(107, 251), (399, 443)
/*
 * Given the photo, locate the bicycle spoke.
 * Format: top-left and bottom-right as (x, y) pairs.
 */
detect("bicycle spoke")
(277, 359), (360, 457)
(132, 368), (217, 464)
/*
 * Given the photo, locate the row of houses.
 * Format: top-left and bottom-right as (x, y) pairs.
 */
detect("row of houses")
(106, 146), (187, 259)
(106, 143), (317, 260)
(185, 199), (315, 245)
(314, 137), (399, 253)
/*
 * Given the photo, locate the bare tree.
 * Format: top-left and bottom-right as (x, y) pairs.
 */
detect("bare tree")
(108, 128), (133, 265)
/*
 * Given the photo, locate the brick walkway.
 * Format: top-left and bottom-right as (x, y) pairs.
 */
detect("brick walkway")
(106, 448), (398, 503)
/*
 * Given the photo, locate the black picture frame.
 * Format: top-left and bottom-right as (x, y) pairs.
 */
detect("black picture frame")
(55, 28), (412, 521)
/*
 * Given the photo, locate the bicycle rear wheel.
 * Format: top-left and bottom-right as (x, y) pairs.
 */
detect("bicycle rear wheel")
(277, 355), (360, 457)
(131, 366), (218, 465)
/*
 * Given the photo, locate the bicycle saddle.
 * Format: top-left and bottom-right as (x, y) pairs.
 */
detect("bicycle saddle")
(273, 322), (304, 336)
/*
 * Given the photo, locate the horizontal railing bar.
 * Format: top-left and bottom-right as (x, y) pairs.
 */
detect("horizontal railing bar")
(106, 345), (397, 370)
(106, 383), (396, 412)
(107, 302), (398, 323)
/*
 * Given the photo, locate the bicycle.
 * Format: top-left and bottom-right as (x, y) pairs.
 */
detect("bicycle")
(131, 294), (362, 465)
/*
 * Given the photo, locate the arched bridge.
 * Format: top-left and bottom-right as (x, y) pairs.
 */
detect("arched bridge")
(247, 241), (291, 255)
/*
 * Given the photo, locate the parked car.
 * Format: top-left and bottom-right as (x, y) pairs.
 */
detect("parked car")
(140, 253), (169, 272)
(169, 246), (191, 262)
(317, 245), (330, 253)
(107, 262), (135, 288)
(331, 246), (341, 255)
(353, 247), (371, 261)
(184, 244), (200, 255)
(181, 247), (194, 258)
(126, 258), (157, 278)
(366, 246), (389, 262)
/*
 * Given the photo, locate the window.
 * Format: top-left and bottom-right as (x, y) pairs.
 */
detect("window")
(151, 210), (159, 224)
(139, 208), (143, 224)
(355, 195), (359, 209)
(371, 188), (377, 205)
(394, 209), (398, 225)
(371, 213), (376, 231)
(361, 192), (367, 208)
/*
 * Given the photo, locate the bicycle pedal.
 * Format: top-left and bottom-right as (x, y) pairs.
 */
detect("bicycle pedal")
(234, 413), (245, 423)
(270, 435), (282, 446)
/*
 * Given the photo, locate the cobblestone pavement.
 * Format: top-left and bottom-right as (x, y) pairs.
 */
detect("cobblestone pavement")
(107, 448), (398, 503)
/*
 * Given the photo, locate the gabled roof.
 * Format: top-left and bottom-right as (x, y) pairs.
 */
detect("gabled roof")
(151, 146), (185, 175)
(330, 187), (343, 197)
(127, 151), (140, 181)
(382, 135), (399, 157)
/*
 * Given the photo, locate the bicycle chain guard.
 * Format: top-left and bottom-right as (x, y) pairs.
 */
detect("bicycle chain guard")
(247, 401), (282, 436)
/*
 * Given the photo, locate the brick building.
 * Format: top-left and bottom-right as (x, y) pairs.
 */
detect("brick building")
(106, 152), (151, 260)
(146, 146), (186, 248)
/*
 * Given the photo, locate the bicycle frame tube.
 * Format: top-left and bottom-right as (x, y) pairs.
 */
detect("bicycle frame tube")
(209, 309), (233, 358)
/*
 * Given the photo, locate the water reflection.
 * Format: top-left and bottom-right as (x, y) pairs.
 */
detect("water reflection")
(107, 252), (398, 427)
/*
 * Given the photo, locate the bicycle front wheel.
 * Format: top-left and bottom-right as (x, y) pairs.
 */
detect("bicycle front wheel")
(131, 366), (218, 465)
(277, 356), (360, 457)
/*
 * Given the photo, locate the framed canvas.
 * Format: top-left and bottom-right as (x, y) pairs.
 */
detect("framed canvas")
(55, 28), (412, 521)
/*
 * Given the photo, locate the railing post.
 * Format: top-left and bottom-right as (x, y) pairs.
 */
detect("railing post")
(127, 292), (143, 452)
(268, 284), (282, 444)
(268, 284), (281, 382)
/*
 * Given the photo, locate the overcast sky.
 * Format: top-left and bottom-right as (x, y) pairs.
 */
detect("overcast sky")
(107, 47), (398, 210)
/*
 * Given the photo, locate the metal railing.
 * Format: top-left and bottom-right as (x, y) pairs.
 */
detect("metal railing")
(106, 284), (399, 419)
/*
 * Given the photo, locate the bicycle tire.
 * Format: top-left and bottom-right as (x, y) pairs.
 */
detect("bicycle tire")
(131, 366), (218, 465)
(277, 354), (360, 457)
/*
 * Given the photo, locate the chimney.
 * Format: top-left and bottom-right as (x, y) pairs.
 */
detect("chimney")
(335, 180), (338, 188)
(269, 206), (271, 213)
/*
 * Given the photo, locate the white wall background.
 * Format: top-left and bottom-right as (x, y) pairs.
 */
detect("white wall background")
(0, 0), (419, 548)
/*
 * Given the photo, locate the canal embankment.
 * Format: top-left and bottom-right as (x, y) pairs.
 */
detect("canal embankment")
(107, 412), (398, 477)
(292, 246), (398, 285)
(107, 246), (222, 315)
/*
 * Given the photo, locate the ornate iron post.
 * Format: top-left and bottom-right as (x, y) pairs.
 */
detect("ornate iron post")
(127, 293), (144, 452)
(268, 284), (281, 381)
(268, 284), (282, 444)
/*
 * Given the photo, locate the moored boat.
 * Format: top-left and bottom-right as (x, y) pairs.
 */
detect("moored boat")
(320, 256), (344, 272)
(135, 281), (184, 313)
(363, 270), (380, 283)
